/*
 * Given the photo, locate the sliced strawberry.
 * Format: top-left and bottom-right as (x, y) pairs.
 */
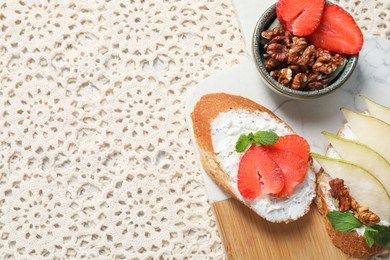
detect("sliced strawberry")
(265, 150), (307, 197)
(276, 0), (325, 36)
(266, 135), (310, 161)
(263, 135), (310, 197)
(307, 4), (363, 54)
(237, 145), (285, 200)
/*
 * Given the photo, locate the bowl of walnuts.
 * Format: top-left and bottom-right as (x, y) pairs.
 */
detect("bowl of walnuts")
(252, 1), (361, 99)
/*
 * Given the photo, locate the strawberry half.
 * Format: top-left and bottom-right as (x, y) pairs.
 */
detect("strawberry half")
(237, 145), (285, 200)
(276, 0), (325, 36)
(262, 135), (310, 197)
(265, 135), (310, 162)
(307, 4), (364, 54)
(264, 150), (308, 197)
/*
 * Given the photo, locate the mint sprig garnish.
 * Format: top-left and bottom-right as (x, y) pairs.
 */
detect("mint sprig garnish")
(235, 131), (279, 152)
(364, 225), (390, 248)
(235, 133), (253, 153)
(364, 225), (378, 248)
(326, 211), (363, 232)
(327, 211), (390, 248)
(253, 131), (279, 145)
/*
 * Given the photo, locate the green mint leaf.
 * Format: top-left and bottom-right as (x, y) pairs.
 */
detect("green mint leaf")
(327, 212), (390, 248)
(364, 226), (377, 248)
(253, 131), (279, 146)
(369, 225), (390, 248)
(326, 211), (363, 232)
(235, 131), (279, 153)
(235, 134), (253, 152)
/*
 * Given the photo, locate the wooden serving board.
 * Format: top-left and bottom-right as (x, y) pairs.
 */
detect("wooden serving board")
(185, 0), (390, 258)
(213, 200), (347, 259)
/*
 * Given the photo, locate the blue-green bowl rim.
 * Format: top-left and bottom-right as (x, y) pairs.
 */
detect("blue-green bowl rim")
(252, 3), (359, 99)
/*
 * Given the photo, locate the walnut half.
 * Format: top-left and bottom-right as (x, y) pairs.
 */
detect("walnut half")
(329, 178), (380, 225)
(351, 199), (381, 225)
(329, 178), (352, 212)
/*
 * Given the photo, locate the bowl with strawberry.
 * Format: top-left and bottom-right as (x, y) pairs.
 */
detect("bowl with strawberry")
(252, 0), (362, 99)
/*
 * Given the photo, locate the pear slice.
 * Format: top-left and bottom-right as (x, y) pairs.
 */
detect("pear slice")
(311, 153), (390, 222)
(323, 132), (390, 195)
(361, 95), (390, 124)
(342, 108), (390, 162)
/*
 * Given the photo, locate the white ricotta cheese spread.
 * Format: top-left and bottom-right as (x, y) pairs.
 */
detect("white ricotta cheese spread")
(211, 109), (316, 222)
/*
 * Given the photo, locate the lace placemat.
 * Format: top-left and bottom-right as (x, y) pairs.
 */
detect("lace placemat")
(0, 0), (388, 259)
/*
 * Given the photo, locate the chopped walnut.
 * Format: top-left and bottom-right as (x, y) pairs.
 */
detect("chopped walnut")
(261, 28), (347, 90)
(329, 178), (381, 225)
(270, 69), (281, 79)
(297, 45), (316, 67)
(291, 37), (308, 54)
(288, 65), (301, 74)
(263, 58), (281, 71)
(333, 53), (346, 66)
(306, 70), (324, 82)
(265, 42), (288, 62)
(351, 199), (380, 225)
(312, 48), (344, 74)
(264, 33), (293, 62)
(291, 73), (307, 90)
(306, 78), (329, 91)
(329, 178), (352, 212)
(277, 68), (292, 86)
(261, 27), (285, 39)
(288, 37), (308, 65)
(305, 71), (329, 90)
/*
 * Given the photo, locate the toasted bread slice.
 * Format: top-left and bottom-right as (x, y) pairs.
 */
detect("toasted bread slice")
(316, 125), (390, 259)
(316, 168), (382, 259)
(191, 93), (316, 223)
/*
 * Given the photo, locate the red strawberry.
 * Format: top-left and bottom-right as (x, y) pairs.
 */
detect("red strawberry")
(276, 0), (325, 36)
(264, 150), (307, 197)
(262, 135), (310, 197)
(307, 4), (364, 54)
(237, 145), (285, 199)
(266, 135), (310, 161)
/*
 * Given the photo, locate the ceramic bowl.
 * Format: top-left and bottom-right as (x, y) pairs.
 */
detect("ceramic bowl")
(252, 3), (359, 99)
